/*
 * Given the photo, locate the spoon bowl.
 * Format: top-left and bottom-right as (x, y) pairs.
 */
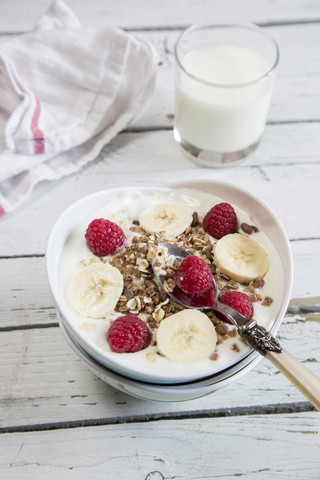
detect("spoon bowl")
(154, 242), (249, 327)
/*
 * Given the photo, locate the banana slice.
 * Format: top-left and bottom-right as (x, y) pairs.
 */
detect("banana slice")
(139, 202), (192, 237)
(214, 233), (270, 284)
(156, 310), (217, 365)
(67, 262), (123, 318)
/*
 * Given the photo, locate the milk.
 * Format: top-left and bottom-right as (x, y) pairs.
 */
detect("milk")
(175, 44), (273, 153)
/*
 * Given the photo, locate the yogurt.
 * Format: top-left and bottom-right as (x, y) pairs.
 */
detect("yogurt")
(58, 187), (283, 383)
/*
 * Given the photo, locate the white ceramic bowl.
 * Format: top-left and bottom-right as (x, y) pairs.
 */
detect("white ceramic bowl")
(46, 180), (293, 387)
(58, 310), (262, 402)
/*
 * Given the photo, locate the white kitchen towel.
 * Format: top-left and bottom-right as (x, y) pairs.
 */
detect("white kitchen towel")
(0, 0), (157, 216)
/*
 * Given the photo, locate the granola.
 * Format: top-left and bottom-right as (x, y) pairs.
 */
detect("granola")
(100, 212), (273, 356)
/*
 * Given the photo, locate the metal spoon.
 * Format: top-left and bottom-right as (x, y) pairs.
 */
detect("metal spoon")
(153, 242), (320, 410)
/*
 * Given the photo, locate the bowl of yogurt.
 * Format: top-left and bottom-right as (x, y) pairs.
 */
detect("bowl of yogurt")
(46, 180), (293, 388)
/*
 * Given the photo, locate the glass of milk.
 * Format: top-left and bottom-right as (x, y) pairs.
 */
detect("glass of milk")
(174, 22), (279, 167)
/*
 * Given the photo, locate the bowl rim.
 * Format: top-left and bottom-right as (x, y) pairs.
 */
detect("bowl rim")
(46, 180), (293, 384)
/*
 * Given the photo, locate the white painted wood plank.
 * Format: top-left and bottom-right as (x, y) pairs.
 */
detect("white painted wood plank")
(0, 124), (319, 256)
(1, 0), (320, 32)
(0, 257), (57, 328)
(0, 315), (319, 427)
(0, 18), (319, 126)
(132, 24), (320, 127)
(291, 240), (320, 299)
(1, 239), (319, 328)
(0, 412), (319, 479)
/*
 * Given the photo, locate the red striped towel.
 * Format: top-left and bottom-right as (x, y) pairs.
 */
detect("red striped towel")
(0, 0), (157, 215)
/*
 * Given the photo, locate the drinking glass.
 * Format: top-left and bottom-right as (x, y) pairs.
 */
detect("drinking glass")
(174, 22), (279, 167)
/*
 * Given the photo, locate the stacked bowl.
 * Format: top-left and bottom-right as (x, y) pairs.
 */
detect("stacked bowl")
(46, 179), (293, 402)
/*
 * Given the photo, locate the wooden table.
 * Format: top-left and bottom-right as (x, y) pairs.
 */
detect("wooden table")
(1, 1), (319, 478)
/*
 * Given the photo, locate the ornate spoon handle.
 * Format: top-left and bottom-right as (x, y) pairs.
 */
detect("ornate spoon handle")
(240, 321), (320, 411)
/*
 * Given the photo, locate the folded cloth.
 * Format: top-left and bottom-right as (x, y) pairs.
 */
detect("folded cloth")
(0, 0), (157, 216)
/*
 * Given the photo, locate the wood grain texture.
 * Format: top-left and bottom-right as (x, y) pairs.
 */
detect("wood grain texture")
(1, 413), (319, 479)
(0, 0), (320, 31)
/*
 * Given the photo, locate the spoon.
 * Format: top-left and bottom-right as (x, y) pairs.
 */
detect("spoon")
(153, 242), (320, 410)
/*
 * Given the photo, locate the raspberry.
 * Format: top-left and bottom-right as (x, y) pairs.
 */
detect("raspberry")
(219, 291), (253, 324)
(203, 202), (237, 239)
(85, 218), (124, 256)
(176, 255), (213, 294)
(107, 315), (150, 353)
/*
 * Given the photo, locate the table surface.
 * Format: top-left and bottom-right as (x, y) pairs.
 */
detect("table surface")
(1, 1), (319, 478)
